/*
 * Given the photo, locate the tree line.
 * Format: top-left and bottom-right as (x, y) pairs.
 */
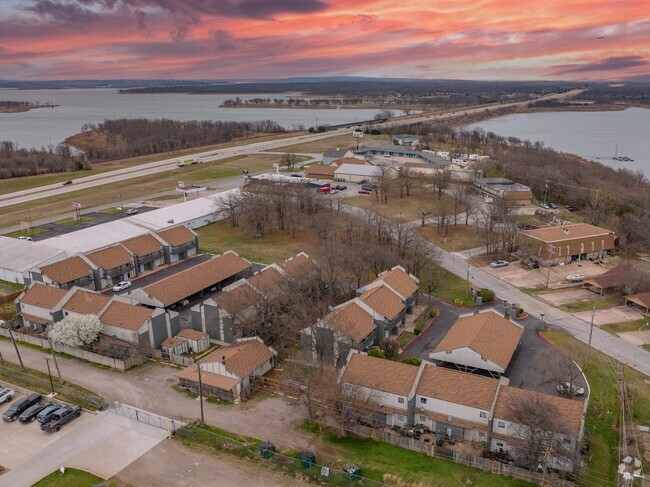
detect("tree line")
(0, 141), (88, 179)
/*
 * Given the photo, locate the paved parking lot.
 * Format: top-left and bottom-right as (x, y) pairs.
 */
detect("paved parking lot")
(481, 260), (608, 289)
(574, 305), (645, 326)
(0, 388), (166, 487)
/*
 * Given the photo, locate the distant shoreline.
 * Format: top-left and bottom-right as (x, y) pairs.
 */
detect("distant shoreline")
(0, 103), (58, 113)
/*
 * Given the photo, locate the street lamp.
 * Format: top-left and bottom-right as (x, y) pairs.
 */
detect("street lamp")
(540, 313), (545, 327)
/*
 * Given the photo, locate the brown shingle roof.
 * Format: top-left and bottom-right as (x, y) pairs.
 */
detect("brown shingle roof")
(176, 366), (240, 392)
(157, 225), (196, 246)
(247, 266), (286, 295)
(342, 352), (419, 397)
(627, 291), (650, 309)
(161, 337), (186, 348)
(40, 255), (92, 284)
(583, 264), (626, 290)
(62, 289), (110, 315)
(85, 245), (133, 270)
(20, 283), (69, 309)
(121, 234), (163, 257)
(215, 283), (261, 316)
(305, 164), (336, 179)
(494, 386), (584, 436)
(333, 157), (367, 165)
(375, 267), (418, 298)
(282, 253), (318, 279)
(416, 363), (499, 410)
(142, 252), (251, 307)
(21, 313), (52, 325)
(360, 284), (404, 320)
(100, 301), (153, 331)
(522, 223), (614, 243)
(176, 328), (208, 341)
(433, 311), (524, 369)
(202, 338), (274, 378)
(323, 301), (376, 342)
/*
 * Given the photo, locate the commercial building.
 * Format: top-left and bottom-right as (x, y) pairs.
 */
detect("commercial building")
(0, 237), (66, 285)
(473, 178), (532, 206)
(519, 223), (616, 266)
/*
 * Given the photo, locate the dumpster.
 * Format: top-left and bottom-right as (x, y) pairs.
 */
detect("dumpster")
(258, 441), (276, 459)
(298, 450), (317, 468)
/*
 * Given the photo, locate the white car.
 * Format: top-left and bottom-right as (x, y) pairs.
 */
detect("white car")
(490, 260), (509, 268)
(0, 387), (15, 404)
(112, 281), (132, 292)
(557, 382), (585, 396)
(126, 209), (138, 215)
(18, 236), (33, 241)
(566, 273), (585, 283)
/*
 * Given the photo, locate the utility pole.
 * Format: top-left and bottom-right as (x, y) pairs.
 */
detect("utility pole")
(7, 326), (25, 370)
(586, 305), (596, 369)
(465, 254), (471, 297)
(545, 245), (555, 289)
(196, 364), (205, 424)
(44, 357), (55, 394)
(541, 446), (552, 486)
(47, 338), (62, 380)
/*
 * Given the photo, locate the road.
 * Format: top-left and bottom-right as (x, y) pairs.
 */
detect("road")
(0, 88), (583, 209)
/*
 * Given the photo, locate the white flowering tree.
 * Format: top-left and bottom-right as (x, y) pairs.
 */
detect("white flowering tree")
(48, 314), (102, 348)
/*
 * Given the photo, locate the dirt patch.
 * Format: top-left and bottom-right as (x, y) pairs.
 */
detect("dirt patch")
(574, 306), (645, 326)
(539, 289), (598, 306)
(616, 330), (650, 346)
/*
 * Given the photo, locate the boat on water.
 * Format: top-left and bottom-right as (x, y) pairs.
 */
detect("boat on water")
(612, 144), (634, 162)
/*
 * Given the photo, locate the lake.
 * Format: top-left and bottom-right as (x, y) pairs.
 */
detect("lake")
(468, 107), (650, 175)
(0, 88), (397, 149)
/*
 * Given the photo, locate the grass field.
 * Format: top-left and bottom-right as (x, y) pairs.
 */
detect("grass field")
(398, 331), (416, 348)
(559, 295), (624, 313)
(0, 154), (281, 229)
(196, 220), (319, 264)
(5, 227), (49, 238)
(54, 216), (94, 227)
(539, 329), (650, 487)
(601, 318), (649, 335)
(427, 265), (475, 305)
(304, 423), (534, 487)
(32, 468), (104, 487)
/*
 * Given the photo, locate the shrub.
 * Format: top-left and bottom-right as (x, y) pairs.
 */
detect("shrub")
(381, 337), (400, 358)
(428, 308), (437, 318)
(368, 348), (386, 359)
(479, 288), (496, 303)
(413, 327), (422, 336)
(402, 357), (421, 366)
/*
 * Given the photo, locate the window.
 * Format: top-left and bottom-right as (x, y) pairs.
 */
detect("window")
(479, 411), (487, 419)
(496, 440), (504, 447)
(420, 397), (427, 404)
(397, 397), (405, 404)
(397, 414), (406, 422)
(497, 421), (506, 428)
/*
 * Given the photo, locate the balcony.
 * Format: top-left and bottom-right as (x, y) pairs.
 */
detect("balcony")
(105, 264), (134, 279)
(137, 252), (163, 266)
(170, 241), (195, 254)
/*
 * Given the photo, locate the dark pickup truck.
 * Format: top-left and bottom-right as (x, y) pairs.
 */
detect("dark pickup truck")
(41, 405), (81, 433)
(19, 402), (53, 423)
(3, 393), (42, 422)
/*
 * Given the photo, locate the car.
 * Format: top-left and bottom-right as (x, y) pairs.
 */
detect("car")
(290, 173), (302, 178)
(41, 405), (82, 433)
(358, 189), (370, 195)
(338, 185), (347, 190)
(566, 273), (585, 283)
(490, 260), (509, 268)
(19, 402), (53, 423)
(18, 236), (33, 241)
(330, 184), (340, 190)
(36, 405), (65, 424)
(0, 387), (14, 404)
(557, 382), (585, 396)
(319, 187), (330, 194)
(330, 189), (339, 194)
(125, 208), (138, 215)
(358, 179), (369, 185)
(539, 203), (550, 209)
(112, 281), (132, 292)
(62, 180), (73, 186)
(2, 393), (42, 422)
(361, 184), (375, 192)
(565, 205), (576, 212)
(547, 202), (557, 209)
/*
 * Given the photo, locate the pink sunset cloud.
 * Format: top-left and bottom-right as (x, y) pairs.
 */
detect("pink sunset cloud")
(0, 0), (648, 80)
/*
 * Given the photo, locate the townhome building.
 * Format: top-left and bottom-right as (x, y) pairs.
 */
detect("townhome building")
(15, 283), (70, 332)
(156, 225), (199, 264)
(31, 255), (96, 290)
(357, 265), (419, 313)
(85, 244), (136, 290)
(121, 233), (166, 275)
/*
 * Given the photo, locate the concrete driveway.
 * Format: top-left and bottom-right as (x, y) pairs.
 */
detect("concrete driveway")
(480, 260), (608, 290)
(0, 396), (166, 487)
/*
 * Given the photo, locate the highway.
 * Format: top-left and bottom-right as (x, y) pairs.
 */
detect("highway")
(0, 88), (583, 209)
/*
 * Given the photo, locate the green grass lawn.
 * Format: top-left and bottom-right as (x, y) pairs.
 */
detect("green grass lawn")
(0, 279), (25, 294)
(96, 207), (123, 215)
(305, 423), (534, 487)
(398, 331), (416, 349)
(196, 220), (319, 264)
(5, 227), (49, 238)
(540, 329), (650, 487)
(32, 468), (104, 487)
(643, 344), (650, 352)
(0, 357), (103, 411)
(559, 295), (624, 313)
(601, 318), (650, 335)
(428, 265), (475, 306)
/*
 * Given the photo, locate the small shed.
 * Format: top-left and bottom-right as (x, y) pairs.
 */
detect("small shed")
(298, 451), (317, 468)
(176, 328), (211, 353)
(161, 337), (188, 355)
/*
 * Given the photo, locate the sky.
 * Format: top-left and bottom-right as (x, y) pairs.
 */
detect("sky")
(0, 0), (649, 81)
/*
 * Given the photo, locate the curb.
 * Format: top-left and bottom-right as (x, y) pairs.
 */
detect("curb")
(536, 329), (559, 349)
(515, 313), (529, 321)
(398, 314), (439, 359)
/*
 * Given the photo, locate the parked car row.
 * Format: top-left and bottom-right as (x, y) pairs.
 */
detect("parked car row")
(1, 389), (81, 432)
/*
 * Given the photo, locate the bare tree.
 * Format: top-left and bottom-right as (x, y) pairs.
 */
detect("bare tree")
(213, 191), (241, 227)
(372, 165), (394, 204)
(540, 349), (584, 400)
(418, 207), (432, 226)
(281, 152), (299, 171)
(431, 168), (451, 200)
(451, 184), (467, 227)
